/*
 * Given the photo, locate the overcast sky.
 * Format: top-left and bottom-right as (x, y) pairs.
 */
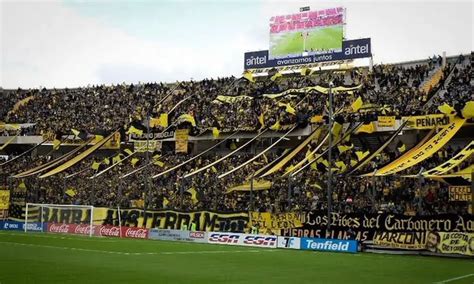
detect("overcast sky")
(1, 0), (472, 89)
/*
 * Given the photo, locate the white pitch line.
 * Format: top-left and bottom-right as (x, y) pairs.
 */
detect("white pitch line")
(0, 232), (118, 242)
(434, 273), (474, 283)
(0, 241), (275, 256)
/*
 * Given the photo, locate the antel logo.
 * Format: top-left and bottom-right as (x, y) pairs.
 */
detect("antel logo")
(189, 232), (204, 239)
(245, 55), (267, 66)
(125, 228), (148, 239)
(49, 223), (70, 233)
(344, 44), (369, 55)
(243, 236), (277, 246)
(208, 233), (240, 243)
(6, 223), (19, 229)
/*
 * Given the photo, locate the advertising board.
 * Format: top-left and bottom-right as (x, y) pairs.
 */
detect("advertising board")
(277, 236), (301, 249)
(207, 232), (277, 248)
(45, 223), (149, 239)
(0, 221), (43, 232)
(149, 229), (208, 243)
(300, 237), (358, 253)
(244, 38), (371, 70)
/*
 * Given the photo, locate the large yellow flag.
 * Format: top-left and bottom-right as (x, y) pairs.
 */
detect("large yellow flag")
(243, 71), (255, 83)
(127, 125), (143, 136)
(212, 127), (220, 139)
(355, 151), (370, 161)
(285, 104), (296, 115)
(131, 157), (140, 167)
(438, 103), (456, 115)
(177, 114), (196, 127)
(331, 122), (342, 139)
(91, 161), (101, 170)
(53, 139), (61, 150)
(351, 96), (363, 112)
(258, 113), (265, 127)
(461, 101), (474, 119)
(270, 71), (282, 81)
(270, 120), (281, 131)
(187, 187), (198, 204)
(150, 113), (168, 128)
(356, 122), (376, 134)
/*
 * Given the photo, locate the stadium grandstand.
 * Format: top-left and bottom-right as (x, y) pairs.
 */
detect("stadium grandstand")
(1, 1), (473, 284)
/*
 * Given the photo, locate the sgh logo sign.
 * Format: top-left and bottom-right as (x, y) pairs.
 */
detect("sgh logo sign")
(244, 38), (371, 70)
(208, 233), (241, 244)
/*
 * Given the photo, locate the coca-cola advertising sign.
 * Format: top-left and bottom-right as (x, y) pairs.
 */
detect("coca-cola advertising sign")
(47, 223), (71, 234)
(74, 224), (96, 235)
(46, 223), (149, 239)
(98, 225), (121, 237)
(122, 227), (148, 239)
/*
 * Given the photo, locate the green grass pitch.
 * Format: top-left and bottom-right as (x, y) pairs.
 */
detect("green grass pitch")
(0, 231), (473, 284)
(270, 26), (343, 58)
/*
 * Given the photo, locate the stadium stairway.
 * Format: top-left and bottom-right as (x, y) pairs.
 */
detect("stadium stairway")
(424, 57), (467, 109)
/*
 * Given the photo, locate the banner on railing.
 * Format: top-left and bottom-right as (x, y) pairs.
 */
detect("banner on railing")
(373, 231), (474, 256)
(280, 211), (474, 242)
(377, 116), (396, 127)
(24, 206), (249, 233)
(403, 114), (453, 129)
(449, 186), (472, 201)
(249, 212), (303, 234)
(0, 190), (10, 210)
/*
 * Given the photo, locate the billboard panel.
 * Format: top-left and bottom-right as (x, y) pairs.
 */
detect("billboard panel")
(244, 38), (371, 70)
(269, 7), (344, 59)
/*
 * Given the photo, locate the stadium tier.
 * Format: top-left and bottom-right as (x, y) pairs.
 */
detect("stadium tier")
(0, 53), (473, 261)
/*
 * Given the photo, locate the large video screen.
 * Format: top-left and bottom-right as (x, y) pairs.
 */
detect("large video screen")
(269, 7), (344, 59)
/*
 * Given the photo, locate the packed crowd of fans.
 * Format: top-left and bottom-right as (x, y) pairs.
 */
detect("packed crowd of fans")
(2, 54), (469, 138)
(1, 136), (471, 216)
(1, 54), (471, 218)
